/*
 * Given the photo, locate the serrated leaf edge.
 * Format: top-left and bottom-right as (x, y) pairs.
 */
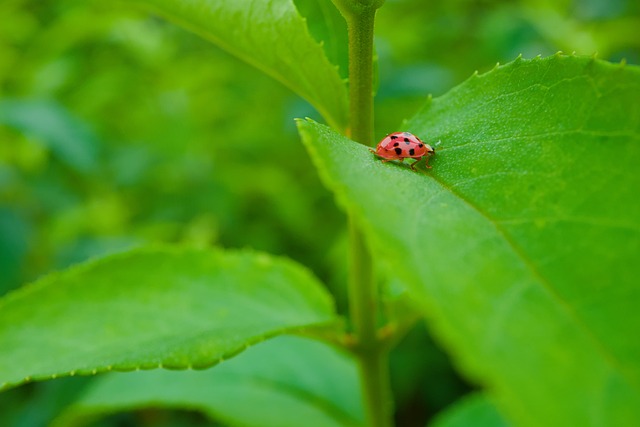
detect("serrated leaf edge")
(0, 246), (341, 391)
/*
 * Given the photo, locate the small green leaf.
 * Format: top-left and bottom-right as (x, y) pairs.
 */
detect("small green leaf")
(0, 248), (337, 390)
(53, 336), (364, 427)
(297, 55), (640, 426)
(131, 0), (348, 131)
(430, 394), (510, 427)
(0, 99), (99, 173)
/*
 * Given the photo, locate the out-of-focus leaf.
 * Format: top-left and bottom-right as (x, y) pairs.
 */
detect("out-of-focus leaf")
(53, 336), (364, 427)
(0, 99), (99, 173)
(297, 54), (640, 426)
(0, 377), (92, 427)
(294, 0), (349, 80)
(429, 394), (510, 427)
(0, 247), (337, 391)
(131, 0), (348, 131)
(0, 208), (30, 295)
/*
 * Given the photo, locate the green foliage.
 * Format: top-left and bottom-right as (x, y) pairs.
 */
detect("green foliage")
(0, 248), (336, 390)
(131, 0), (348, 130)
(430, 394), (508, 427)
(0, 0), (344, 295)
(1, 0), (639, 425)
(52, 336), (364, 427)
(297, 54), (640, 426)
(0, 99), (100, 173)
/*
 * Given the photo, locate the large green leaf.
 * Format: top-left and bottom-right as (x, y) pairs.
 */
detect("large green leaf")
(0, 248), (337, 391)
(53, 336), (364, 427)
(130, 0), (348, 131)
(297, 55), (640, 426)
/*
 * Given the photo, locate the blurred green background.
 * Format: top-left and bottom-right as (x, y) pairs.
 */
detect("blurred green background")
(1, 0), (638, 425)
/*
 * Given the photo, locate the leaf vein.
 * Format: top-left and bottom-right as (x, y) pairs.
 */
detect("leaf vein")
(430, 175), (640, 392)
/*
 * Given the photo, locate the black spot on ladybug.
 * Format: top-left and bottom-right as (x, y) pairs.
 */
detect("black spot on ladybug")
(404, 138), (410, 144)
(393, 142), (399, 147)
(418, 143), (424, 148)
(390, 135), (398, 140)
(409, 148), (415, 156)
(394, 147), (402, 155)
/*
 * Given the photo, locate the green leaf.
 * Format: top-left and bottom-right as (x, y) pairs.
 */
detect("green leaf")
(53, 335), (364, 427)
(131, 0), (348, 131)
(0, 248), (337, 391)
(297, 54), (640, 426)
(430, 394), (510, 427)
(294, 0), (349, 80)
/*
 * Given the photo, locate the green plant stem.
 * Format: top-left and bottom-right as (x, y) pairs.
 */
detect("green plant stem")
(348, 221), (376, 345)
(346, 9), (375, 145)
(349, 220), (393, 427)
(339, 2), (393, 426)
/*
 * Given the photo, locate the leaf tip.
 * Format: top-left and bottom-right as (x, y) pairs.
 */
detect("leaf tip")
(619, 57), (627, 67)
(294, 117), (315, 128)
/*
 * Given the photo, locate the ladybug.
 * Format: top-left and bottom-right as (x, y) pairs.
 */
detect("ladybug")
(370, 132), (435, 170)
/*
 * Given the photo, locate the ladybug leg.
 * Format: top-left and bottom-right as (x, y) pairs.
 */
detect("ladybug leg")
(410, 157), (422, 170)
(411, 156), (432, 171)
(424, 155), (433, 169)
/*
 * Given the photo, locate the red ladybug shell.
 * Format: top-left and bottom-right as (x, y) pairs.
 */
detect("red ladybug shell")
(371, 132), (435, 170)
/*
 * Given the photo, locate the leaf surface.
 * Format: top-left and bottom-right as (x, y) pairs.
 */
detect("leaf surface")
(131, 0), (348, 130)
(0, 248), (336, 390)
(297, 55), (640, 426)
(53, 336), (364, 427)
